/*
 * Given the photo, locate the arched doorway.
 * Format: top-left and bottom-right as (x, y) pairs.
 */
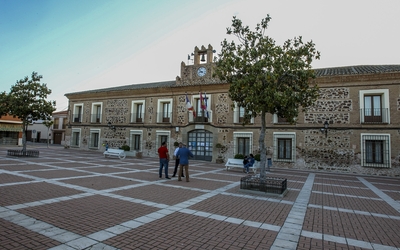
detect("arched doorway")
(188, 129), (213, 161)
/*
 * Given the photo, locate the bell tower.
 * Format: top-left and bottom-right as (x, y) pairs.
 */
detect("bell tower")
(177, 44), (219, 86)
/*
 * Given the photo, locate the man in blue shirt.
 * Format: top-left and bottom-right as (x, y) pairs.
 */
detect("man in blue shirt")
(176, 144), (194, 182)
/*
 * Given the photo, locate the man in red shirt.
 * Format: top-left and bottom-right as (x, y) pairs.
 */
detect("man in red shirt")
(158, 141), (170, 179)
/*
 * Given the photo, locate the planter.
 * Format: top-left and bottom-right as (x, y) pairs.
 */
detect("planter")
(240, 176), (287, 196)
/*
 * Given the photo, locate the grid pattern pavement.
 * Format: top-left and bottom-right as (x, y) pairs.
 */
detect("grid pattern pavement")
(0, 145), (399, 250)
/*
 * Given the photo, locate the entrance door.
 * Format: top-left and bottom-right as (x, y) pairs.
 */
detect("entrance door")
(54, 133), (62, 144)
(188, 129), (213, 161)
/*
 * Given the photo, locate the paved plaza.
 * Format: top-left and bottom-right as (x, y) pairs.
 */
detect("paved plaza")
(0, 145), (399, 250)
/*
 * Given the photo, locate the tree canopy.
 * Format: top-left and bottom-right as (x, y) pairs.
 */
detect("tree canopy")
(214, 15), (320, 178)
(0, 72), (55, 153)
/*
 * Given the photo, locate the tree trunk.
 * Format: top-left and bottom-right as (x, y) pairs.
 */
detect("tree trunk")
(22, 122), (27, 155)
(259, 110), (267, 179)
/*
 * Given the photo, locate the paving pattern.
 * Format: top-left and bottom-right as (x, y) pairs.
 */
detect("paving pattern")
(0, 145), (399, 250)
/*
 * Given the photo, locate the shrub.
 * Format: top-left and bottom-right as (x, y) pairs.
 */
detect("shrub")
(234, 153), (244, 159)
(120, 145), (130, 151)
(254, 154), (261, 161)
(174, 141), (179, 147)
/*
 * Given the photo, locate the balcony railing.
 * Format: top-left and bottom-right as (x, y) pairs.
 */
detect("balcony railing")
(157, 112), (172, 123)
(90, 114), (102, 123)
(360, 108), (388, 123)
(72, 114), (82, 123)
(130, 112), (145, 123)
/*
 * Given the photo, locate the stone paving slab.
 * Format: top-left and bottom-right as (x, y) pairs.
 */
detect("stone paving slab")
(0, 145), (399, 249)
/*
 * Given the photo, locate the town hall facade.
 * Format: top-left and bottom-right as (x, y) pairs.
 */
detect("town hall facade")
(65, 45), (400, 176)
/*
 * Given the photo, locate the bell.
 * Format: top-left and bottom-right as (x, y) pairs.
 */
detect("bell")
(200, 54), (206, 62)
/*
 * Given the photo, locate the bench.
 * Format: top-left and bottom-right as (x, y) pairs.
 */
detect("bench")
(225, 158), (260, 174)
(103, 148), (126, 160)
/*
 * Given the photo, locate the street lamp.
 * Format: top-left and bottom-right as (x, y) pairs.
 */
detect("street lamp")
(320, 120), (329, 138)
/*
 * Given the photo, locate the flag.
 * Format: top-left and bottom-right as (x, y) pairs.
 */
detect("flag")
(200, 92), (207, 110)
(186, 94), (196, 117)
(204, 92), (209, 118)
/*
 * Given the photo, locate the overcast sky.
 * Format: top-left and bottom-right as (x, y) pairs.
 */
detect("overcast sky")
(1, 0), (399, 111)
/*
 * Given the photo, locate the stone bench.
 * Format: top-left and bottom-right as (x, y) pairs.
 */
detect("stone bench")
(103, 148), (126, 160)
(225, 158), (260, 174)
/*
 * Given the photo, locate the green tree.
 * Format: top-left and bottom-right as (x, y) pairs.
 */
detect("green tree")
(214, 15), (320, 179)
(0, 72), (56, 154)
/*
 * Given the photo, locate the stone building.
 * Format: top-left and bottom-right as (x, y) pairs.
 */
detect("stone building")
(65, 45), (400, 176)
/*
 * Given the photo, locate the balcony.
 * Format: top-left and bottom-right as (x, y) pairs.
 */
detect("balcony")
(157, 112), (172, 123)
(72, 114), (82, 123)
(90, 114), (102, 123)
(360, 108), (388, 124)
(130, 112), (145, 123)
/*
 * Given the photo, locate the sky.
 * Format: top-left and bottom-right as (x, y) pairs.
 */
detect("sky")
(1, 0), (399, 111)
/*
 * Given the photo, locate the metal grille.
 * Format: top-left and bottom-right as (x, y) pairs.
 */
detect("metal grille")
(361, 134), (390, 168)
(240, 176), (287, 194)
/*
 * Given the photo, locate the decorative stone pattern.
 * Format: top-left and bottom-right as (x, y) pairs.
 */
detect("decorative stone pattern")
(217, 115), (227, 124)
(318, 88), (349, 99)
(304, 130), (351, 148)
(305, 113), (350, 124)
(397, 98), (400, 110)
(177, 95), (188, 124)
(215, 103), (229, 113)
(218, 93), (228, 102)
(105, 99), (129, 124)
(308, 100), (352, 112)
(83, 102), (90, 123)
(305, 87), (351, 124)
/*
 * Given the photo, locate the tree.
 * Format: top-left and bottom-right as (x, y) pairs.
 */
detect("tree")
(214, 15), (320, 179)
(0, 72), (56, 154)
(42, 117), (54, 148)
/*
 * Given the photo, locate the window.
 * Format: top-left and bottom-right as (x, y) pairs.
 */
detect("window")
(91, 102), (102, 123)
(62, 118), (67, 129)
(73, 104), (83, 123)
(233, 132), (253, 156)
(89, 129), (100, 149)
(157, 98), (173, 123)
(195, 98), (209, 122)
(361, 134), (390, 168)
(131, 100), (145, 123)
(273, 114), (292, 124)
(273, 132), (296, 162)
(187, 94), (212, 123)
(162, 103), (170, 122)
(130, 130), (143, 151)
(237, 137), (250, 156)
(364, 95), (382, 123)
(156, 130), (170, 150)
(53, 118), (59, 129)
(277, 138), (292, 159)
(233, 104), (253, 124)
(359, 89), (389, 124)
(71, 129), (81, 147)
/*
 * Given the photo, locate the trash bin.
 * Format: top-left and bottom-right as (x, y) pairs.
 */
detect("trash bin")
(267, 158), (272, 167)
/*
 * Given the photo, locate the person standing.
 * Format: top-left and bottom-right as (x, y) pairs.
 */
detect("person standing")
(177, 144), (193, 182)
(243, 154), (255, 174)
(172, 142), (184, 178)
(158, 141), (170, 179)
